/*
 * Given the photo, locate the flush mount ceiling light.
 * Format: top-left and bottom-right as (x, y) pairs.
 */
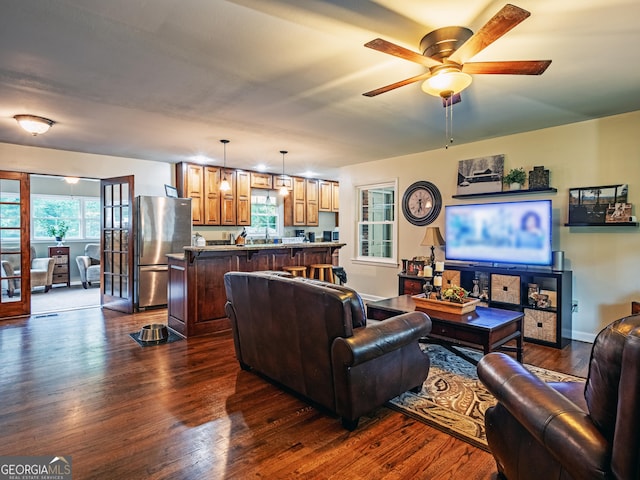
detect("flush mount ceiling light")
(219, 139), (231, 192)
(14, 114), (55, 136)
(279, 150), (289, 196)
(420, 66), (472, 98)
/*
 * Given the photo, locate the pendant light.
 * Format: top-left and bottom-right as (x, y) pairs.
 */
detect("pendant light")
(219, 139), (231, 192)
(279, 150), (289, 196)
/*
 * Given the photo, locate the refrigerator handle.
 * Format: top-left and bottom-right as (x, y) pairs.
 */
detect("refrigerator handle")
(139, 206), (144, 259)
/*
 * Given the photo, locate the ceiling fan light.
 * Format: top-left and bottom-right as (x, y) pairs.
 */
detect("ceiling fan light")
(421, 71), (472, 97)
(14, 114), (55, 135)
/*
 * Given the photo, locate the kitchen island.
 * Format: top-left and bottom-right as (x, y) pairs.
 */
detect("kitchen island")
(167, 242), (345, 337)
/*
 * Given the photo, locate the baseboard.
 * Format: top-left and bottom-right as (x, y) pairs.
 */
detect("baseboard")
(571, 330), (596, 343)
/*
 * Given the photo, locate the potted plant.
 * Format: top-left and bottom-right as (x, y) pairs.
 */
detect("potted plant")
(441, 285), (469, 304)
(503, 167), (527, 190)
(46, 221), (69, 245)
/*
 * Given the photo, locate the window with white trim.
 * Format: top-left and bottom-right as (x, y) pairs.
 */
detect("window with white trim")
(356, 181), (397, 263)
(31, 194), (100, 240)
(246, 190), (281, 238)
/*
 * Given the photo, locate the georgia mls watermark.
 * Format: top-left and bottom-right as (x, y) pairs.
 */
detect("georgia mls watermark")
(0, 456), (72, 480)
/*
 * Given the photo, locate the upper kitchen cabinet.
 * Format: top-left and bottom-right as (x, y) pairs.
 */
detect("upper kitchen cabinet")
(284, 176), (306, 226)
(220, 168), (237, 226)
(306, 179), (319, 226)
(204, 166), (221, 225)
(273, 175), (293, 191)
(176, 163), (205, 225)
(236, 170), (251, 226)
(250, 172), (273, 189)
(319, 180), (332, 212)
(331, 181), (339, 212)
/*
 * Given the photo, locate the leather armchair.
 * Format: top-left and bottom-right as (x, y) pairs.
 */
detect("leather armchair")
(224, 271), (432, 430)
(76, 243), (100, 288)
(477, 315), (640, 480)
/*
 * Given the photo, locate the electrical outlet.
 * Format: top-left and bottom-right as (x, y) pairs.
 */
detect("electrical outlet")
(572, 299), (579, 312)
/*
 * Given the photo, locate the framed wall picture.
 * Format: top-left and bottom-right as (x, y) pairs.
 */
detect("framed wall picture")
(605, 203), (632, 223)
(568, 184), (628, 224)
(164, 184), (178, 198)
(456, 154), (504, 195)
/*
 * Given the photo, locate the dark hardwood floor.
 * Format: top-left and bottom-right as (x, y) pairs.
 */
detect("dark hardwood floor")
(0, 307), (591, 479)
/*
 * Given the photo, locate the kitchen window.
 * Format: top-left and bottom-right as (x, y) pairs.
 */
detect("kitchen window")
(356, 181), (397, 264)
(246, 190), (281, 238)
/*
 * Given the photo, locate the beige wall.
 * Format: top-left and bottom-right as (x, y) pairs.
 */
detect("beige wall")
(0, 142), (174, 196)
(339, 110), (640, 342)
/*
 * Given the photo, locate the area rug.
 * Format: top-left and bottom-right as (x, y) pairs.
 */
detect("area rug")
(387, 344), (584, 451)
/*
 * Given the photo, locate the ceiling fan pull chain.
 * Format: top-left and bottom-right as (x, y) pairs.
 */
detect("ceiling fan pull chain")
(444, 95), (454, 149)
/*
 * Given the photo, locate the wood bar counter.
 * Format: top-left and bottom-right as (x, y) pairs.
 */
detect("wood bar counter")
(167, 242), (344, 337)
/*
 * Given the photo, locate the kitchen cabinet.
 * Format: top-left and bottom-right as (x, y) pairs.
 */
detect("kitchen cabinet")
(274, 175), (293, 191)
(306, 179), (319, 226)
(236, 170), (251, 225)
(176, 163), (204, 225)
(204, 166), (221, 225)
(331, 181), (339, 212)
(250, 172), (273, 189)
(284, 176), (307, 226)
(319, 180), (332, 212)
(220, 168), (236, 226)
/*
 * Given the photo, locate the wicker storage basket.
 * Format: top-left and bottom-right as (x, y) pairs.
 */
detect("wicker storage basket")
(491, 274), (521, 304)
(442, 270), (461, 288)
(524, 308), (557, 343)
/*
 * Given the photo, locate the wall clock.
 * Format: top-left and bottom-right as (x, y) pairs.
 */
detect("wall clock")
(401, 181), (442, 226)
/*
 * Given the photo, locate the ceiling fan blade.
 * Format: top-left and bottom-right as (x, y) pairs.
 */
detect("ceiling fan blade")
(363, 71), (432, 97)
(449, 4), (531, 65)
(463, 60), (551, 75)
(365, 38), (442, 68)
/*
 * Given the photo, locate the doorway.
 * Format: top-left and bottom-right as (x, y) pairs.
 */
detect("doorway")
(29, 174), (102, 314)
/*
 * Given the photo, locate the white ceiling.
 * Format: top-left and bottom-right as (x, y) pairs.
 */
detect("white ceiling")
(1, 0), (639, 180)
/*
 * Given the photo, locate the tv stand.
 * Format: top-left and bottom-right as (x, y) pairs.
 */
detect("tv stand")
(399, 264), (572, 349)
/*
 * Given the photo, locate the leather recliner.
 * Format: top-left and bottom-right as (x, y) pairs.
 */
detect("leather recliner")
(224, 271), (432, 430)
(477, 314), (640, 480)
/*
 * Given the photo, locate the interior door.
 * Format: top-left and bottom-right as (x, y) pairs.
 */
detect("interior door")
(100, 176), (134, 313)
(0, 171), (31, 318)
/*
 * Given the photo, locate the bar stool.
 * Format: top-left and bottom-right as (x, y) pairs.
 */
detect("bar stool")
(282, 266), (307, 278)
(309, 264), (334, 283)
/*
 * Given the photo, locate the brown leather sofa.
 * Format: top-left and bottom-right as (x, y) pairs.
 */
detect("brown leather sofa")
(477, 314), (640, 480)
(224, 271), (432, 430)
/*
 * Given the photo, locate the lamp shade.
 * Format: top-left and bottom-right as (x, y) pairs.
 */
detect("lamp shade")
(420, 226), (445, 247)
(14, 114), (55, 135)
(421, 70), (472, 97)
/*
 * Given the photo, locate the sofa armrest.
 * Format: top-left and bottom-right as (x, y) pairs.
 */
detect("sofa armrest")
(332, 311), (431, 367)
(478, 353), (609, 478)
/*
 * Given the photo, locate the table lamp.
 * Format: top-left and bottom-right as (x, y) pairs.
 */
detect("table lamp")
(420, 226), (445, 269)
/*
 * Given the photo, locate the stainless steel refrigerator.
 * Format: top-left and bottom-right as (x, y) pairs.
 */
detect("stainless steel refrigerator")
(135, 195), (192, 310)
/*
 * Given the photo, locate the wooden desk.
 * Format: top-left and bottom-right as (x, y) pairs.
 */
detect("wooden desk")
(367, 295), (523, 362)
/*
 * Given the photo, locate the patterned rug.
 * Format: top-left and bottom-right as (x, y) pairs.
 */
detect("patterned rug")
(387, 344), (584, 451)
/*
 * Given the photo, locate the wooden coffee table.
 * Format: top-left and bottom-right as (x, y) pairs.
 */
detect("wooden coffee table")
(367, 295), (523, 363)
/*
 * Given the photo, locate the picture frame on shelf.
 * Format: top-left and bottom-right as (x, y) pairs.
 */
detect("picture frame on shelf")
(164, 184), (179, 198)
(528, 166), (550, 190)
(406, 260), (425, 276)
(605, 203), (632, 223)
(456, 154), (504, 195)
(568, 184), (628, 225)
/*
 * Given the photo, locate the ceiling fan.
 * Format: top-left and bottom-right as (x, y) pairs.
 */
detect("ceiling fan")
(362, 4), (551, 104)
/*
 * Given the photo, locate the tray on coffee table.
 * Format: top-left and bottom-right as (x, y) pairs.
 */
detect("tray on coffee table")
(411, 293), (480, 315)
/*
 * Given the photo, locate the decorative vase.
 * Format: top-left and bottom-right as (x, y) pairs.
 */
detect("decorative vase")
(509, 182), (522, 191)
(55, 236), (64, 246)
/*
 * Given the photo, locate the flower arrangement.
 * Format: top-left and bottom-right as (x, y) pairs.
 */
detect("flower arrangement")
(46, 220), (69, 239)
(503, 167), (527, 186)
(441, 285), (469, 303)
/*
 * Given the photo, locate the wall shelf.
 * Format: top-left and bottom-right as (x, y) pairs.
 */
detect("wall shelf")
(452, 187), (557, 199)
(564, 222), (638, 227)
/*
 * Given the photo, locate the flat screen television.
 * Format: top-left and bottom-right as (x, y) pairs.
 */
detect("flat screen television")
(445, 199), (552, 266)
